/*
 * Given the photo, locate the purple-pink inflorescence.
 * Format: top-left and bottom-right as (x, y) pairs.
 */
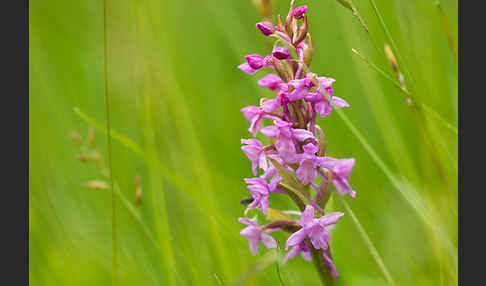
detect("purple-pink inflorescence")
(237, 0), (356, 279)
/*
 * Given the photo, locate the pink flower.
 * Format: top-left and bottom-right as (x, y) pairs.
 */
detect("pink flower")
(241, 106), (264, 136)
(296, 142), (320, 185)
(260, 86), (289, 113)
(256, 21), (277, 36)
(285, 205), (343, 251)
(260, 119), (314, 163)
(244, 177), (281, 214)
(289, 77), (314, 101)
(241, 139), (269, 175)
(319, 157), (356, 197)
(241, 106), (277, 136)
(305, 77), (348, 117)
(239, 217), (278, 254)
(283, 240), (312, 263)
(238, 55), (273, 75)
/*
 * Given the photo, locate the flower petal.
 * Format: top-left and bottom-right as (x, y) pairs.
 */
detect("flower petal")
(260, 125), (278, 138)
(331, 96), (349, 108)
(283, 245), (300, 263)
(322, 250), (338, 278)
(261, 233), (277, 249)
(292, 128), (314, 142)
(285, 228), (307, 250)
(300, 205), (315, 226)
(318, 212), (344, 227)
(238, 62), (257, 74)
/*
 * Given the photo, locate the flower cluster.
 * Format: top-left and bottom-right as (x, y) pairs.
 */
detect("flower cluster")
(237, 1), (357, 279)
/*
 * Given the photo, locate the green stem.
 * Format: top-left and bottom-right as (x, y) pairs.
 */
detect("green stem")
(436, 0), (458, 64)
(101, 0), (116, 285)
(311, 248), (335, 286)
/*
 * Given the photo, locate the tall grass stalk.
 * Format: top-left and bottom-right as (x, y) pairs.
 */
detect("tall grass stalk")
(351, 48), (457, 135)
(101, 0), (117, 284)
(435, 0), (458, 64)
(338, 196), (396, 286)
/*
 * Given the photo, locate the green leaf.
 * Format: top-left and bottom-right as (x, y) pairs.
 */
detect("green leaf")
(268, 158), (309, 210)
(266, 208), (294, 222)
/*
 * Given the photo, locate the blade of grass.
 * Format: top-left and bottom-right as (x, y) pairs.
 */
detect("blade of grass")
(101, 0), (117, 284)
(334, 0), (381, 54)
(73, 107), (245, 248)
(231, 251), (278, 286)
(337, 196), (396, 286)
(367, 0), (416, 92)
(422, 103), (458, 136)
(351, 49), (458, 136)
(435, 0), (458, 64)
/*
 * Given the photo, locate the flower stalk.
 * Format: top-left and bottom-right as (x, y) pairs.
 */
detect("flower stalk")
(237, 1), (358, 284)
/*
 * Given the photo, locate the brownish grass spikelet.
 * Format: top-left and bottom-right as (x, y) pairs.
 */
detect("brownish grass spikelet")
(69, 131), (83, 146)
(134, 175), (142, 205)
(87, 127), (96, 149)
(85, 180), (109, 190)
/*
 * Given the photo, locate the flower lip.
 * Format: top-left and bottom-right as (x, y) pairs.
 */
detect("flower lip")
(293, 5), (307, 19)
(256, 21), (276, 36)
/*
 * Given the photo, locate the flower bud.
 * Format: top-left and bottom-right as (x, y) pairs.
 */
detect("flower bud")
(245, 54), (264, 69)
(256, 21), (276, 36)
(272, 46), (290, 60)
(293, 5), (307, 19)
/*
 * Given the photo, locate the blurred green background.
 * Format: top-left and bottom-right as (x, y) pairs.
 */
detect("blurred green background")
(29, 0), (457, 285)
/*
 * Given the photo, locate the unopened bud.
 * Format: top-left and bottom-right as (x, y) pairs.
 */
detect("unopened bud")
(69, 131), (83, 146)
(86, 180), (109, 190)
(272, 46), (290, 60)
(256, 21), (276, 36)
(245, 54), (265, 69)
(293, 5), (307, 19)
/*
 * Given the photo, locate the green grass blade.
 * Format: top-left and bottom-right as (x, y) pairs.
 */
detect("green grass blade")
(351, 49), (458, 136)
(101, 0), (117, 283)
(338, 196), (396, 286)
